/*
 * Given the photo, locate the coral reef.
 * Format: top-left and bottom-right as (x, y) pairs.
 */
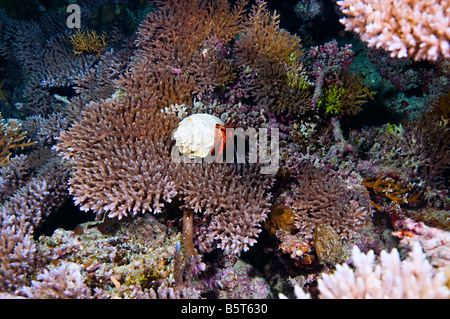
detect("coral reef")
(0, 0), (448, 301)
(35, 214), (200, 299)
(55, 0), (274, 257)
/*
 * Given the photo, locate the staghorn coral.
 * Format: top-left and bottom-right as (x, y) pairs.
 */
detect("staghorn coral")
(177, 163), (273, 254)
(0, 154), (32, 201)
(290, 161), (372, 240)
(337, 0), (450, 61)
(286, 243), (450, 299)
(0, 156), (69, 294)
(0, 211), (36, 293)
(55, 77), (180, 220)
(0, 7), (133, 116)
(0, 13), (97, 115)
(22, 113), (71, 147)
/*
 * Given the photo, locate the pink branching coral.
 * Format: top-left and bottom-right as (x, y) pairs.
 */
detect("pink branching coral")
(288, 243), (450, 299)
(393, 218), (450, 269)
(0, 158), (69, 293)
(337, 0), (450, 61)
(20, 262), (95, 299)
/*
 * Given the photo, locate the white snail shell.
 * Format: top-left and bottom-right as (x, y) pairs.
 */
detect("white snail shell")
(173, 113), (224, 158)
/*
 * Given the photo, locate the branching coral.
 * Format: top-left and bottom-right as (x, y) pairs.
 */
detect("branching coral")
(0, 113), (35, 167)
(363, 173), (422, 209)
(290, 161), (372, 240)
(234, 0), (310, 115)
(337, 0), (450, 61)
(56, 0), (274, 256)
(55, 75), (180, 219)
(70, 29), (108, 56)
(20, 262), (94, 299)
(0, 157), (69, 294)
(0, 7), (133, 115)
(134, 0), (246, 97)
(176, 163), (273, 254)
(288, 243), (449, 299)
(318, 243), (449, 298)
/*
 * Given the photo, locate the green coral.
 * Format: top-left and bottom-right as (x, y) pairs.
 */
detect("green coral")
(286, 71), (311, 90)
(318, 84), (345, 114)
(385, 123), (404, 135)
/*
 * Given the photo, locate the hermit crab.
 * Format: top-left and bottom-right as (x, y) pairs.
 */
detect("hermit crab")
(172, 113), (234, 162)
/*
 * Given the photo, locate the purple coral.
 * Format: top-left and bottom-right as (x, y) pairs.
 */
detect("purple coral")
(306, 39), (354, 108)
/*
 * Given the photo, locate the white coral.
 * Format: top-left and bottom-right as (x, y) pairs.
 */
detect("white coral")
(317, 243), (449, 299)
(337, 0), (450, 61)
